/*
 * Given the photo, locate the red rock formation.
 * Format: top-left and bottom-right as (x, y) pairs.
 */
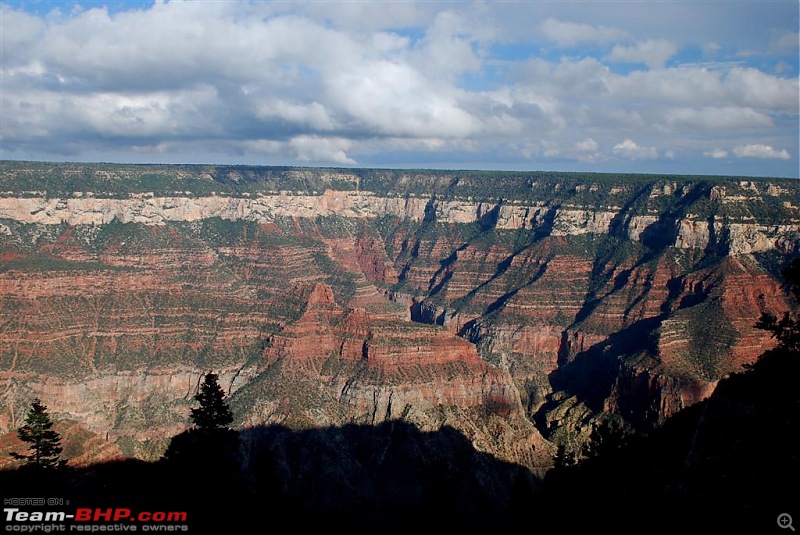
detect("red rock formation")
(264, 282), (514, 410)
(0, 166), (797, 470)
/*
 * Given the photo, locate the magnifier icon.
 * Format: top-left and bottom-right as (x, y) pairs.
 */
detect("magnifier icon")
(779, 513), (795, 531)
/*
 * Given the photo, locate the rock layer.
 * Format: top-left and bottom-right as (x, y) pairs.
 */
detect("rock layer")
(0, 162), (798, 469)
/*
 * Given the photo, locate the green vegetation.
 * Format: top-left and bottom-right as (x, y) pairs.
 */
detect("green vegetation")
(683, 299), (738, 380)
(0, 253), (115, 273)
(9, 398), (66, 471)
(2, 161), (797, 215)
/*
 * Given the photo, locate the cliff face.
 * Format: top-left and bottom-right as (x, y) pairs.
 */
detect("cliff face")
(0, 161), (797, 469)
(0, 191), (795, 256)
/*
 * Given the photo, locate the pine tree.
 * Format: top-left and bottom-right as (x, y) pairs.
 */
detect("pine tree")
(162, 371), (239, 471)
(9, 398), (66, 471)
(191, 372), (234, 432)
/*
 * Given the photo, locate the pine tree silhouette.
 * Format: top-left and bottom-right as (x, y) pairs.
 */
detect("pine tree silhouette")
(190, 372), (234, 432)
(162, 372), (240, 474)
(10, 398), (66, 471)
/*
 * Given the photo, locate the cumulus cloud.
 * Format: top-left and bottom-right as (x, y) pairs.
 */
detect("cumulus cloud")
(576, 138), (599, 152)
(0, 1), (797, 175)
(704, 148), (729, 159)
(1, 1), (486, 164)
(605, 39), (678, 69)
(663, 106), (774, 131)
(326, 59), (479, 138)
(733, 144), (791, 160)
(724, 68), (800, 111)
(0, 7), (45, 68)
(604, 67), (798, 114)
(612, 139), (658, 160)
(573, 138), (602, 162)
(289, 136), (356, 165)
(413, 10), (485, 82)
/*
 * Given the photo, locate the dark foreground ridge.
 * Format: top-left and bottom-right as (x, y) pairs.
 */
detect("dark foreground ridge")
(2, 421), (536, 533)
(2, 345), (798, 535)
(539, 344), (799, 534)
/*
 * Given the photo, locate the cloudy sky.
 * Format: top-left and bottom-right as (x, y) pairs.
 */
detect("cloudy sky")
(1, 0), (798, 177)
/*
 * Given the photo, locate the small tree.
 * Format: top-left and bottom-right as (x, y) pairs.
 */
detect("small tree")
(162, 372), (239, 473)
(191, 372), (234, 432)
(9, 398), (66, 471)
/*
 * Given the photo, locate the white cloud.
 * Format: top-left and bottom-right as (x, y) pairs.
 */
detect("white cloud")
(0, 1), (797, 176)
(413, 10), (484, 82)
(605, 39), (678, 69)
(253, 100), (337, 131)
(0, 6), (46, 68)
(733, 144), (791, 160)
(724, 68), (800, 111)
(612, 139), (658, 160)
(515, 57), (611, 100)
(326, 59), (478, 138)
(573, 138), (602, 162)
(663, 106), (774, 131)
(539, 18), (628, 47)
(1, 84), (222, 141)
(704, 148), (729, 159)
(604, 67), (724, 106)
(604, 67), (798, 115)
(575, 138), (599, 151)
(289, 136), (356, 165)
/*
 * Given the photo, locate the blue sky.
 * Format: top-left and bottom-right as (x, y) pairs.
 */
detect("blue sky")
(1, 0), (798, 177)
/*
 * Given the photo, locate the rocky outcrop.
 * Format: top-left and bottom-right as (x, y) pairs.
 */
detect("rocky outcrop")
(248, 281), (551, 470)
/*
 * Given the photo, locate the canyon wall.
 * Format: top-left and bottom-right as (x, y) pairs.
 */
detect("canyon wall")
(0, 189), (794, 256)
(0, 161), (797, 469)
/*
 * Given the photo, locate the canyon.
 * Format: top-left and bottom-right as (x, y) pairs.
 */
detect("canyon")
(0, 161), (798, 474)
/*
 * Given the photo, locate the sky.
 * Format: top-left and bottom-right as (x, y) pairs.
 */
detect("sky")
(1, 0), (798, 178)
